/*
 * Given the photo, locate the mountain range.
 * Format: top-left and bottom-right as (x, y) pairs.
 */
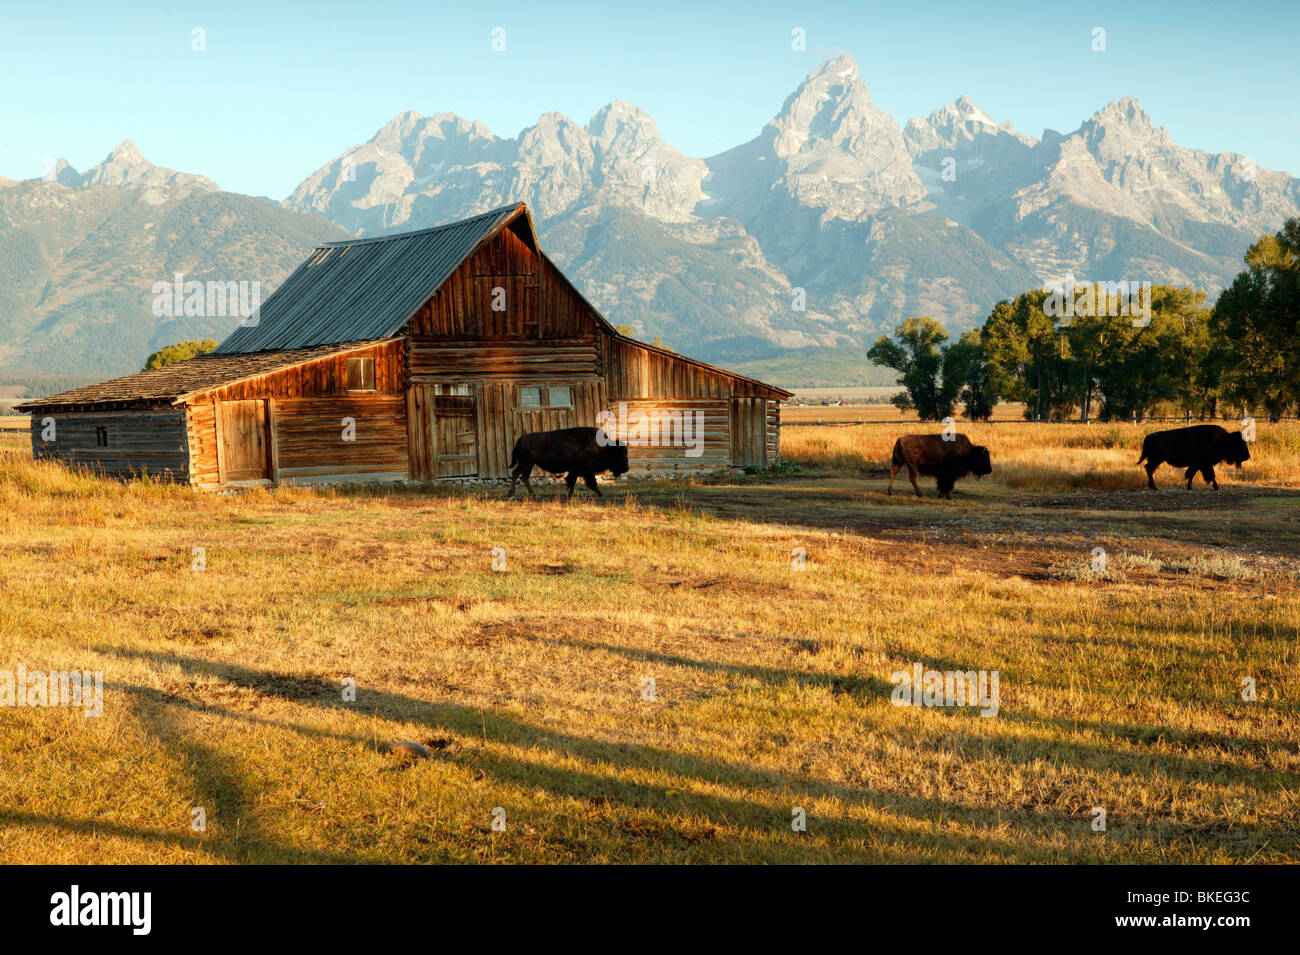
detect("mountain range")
(4, 55), (1297, 385)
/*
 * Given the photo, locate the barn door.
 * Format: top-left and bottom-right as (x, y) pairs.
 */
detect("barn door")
(216, 399), (270, 483)
(434, 395), (478, 477)
(730, 398), (767, 468)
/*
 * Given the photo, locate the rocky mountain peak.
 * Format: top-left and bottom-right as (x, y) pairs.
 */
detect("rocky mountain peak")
(79, 140), (153, 187)
(50, 158), (82, 187)
(587, 100), (664, 157)
(770, 54), (886, 156)
(1091, 96), (1154, 130)
(71, 139), (218, 194)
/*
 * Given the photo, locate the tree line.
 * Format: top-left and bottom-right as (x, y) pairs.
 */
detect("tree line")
(869, 218), (1300, 421)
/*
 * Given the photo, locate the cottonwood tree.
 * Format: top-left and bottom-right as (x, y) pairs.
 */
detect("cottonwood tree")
(868, 317), (958, 421)
(143, 339), (218, 370)
(1211, 218), (1300, 420)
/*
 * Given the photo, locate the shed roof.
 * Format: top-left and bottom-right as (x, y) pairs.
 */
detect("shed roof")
(214, 204), (531, 354)
(16, 340), (391, 411)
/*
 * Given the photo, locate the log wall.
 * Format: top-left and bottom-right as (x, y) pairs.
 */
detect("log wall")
(30, 408), (189, 481)
(600, 398), (732, 475)
(767, 400), (782, 463)
(272, 396), (409, 485)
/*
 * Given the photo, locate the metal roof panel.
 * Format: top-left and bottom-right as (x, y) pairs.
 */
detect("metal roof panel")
(213, 204), (525, 354)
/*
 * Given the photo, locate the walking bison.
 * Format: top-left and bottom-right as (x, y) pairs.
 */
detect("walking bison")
(888, 433), (993, 499)
(506, 427), (629, 501)
(1138, 424), (1250, 490)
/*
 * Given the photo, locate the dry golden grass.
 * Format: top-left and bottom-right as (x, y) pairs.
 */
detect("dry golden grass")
(1, 421), (1297, 864)
(783, 418), (1300, 492)
(783, 402), (1029, 423)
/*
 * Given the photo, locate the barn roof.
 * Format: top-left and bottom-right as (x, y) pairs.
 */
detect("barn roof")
(214, 204), (532, 354)
(16, 340), (391, 412)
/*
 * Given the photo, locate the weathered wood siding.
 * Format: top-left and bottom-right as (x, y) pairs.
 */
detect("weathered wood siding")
(729, 397), (767, 469)
(272, 396), (409, 484)
(30, 408), (188, 481)
(602, 337), (780, 401)
(201, 341), (404, 402)
(767, 400), (782, 462)
(406, 339), (599, 381)
(186, 341), (410, 488)
(406, 227), (601, 341)
(599, 398), (731, 475)
(407, 376), (606, 481)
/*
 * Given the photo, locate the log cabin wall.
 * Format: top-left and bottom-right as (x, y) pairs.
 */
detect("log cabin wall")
(598, 337), (743, 475)
(599, 398), (732, 475)
(766, 399), (781, 464)
(30, 408), (189, 481)
(185, 341), (410, 489)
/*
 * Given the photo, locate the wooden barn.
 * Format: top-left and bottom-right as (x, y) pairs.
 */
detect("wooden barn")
(19, 203), (791, 488)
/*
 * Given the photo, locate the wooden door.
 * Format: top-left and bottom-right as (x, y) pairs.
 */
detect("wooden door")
(216, 399), (270, 483)
(730, 398), (767, 469)
(434, 395), (478, 477)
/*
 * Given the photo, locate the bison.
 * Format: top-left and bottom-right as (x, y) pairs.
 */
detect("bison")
(1138, 424), (1250, 490)
(888, 433), (992, 499)
(506, 426), (629, 501)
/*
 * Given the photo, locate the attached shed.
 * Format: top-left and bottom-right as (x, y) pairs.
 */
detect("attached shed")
(19, 203), (791, 488)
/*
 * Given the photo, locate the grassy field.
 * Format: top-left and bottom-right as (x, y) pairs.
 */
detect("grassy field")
(783, 402), (1031, 423)
(1, 421), (1297, 864)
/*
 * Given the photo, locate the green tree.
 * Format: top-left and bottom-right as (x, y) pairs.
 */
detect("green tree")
(868, 317), (958, 421)
(1211, 218), (1300, 420)
(943, 329), (997, 421)
(143, 339), (218, 370)
(981, 290), (1072, 420)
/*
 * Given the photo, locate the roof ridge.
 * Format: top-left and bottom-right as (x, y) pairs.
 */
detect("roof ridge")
(318, 203), (525, 248)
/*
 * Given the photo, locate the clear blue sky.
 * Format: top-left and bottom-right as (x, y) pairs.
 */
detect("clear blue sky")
(1, 0), (1296, 198)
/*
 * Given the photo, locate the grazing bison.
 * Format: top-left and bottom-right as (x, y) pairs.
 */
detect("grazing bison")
(1138, 424), (1250, 490)
(506, 426), (629, 501)
(888, 433), (992, 499)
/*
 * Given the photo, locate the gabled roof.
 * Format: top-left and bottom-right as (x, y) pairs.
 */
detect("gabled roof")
(17, 340), (391, 411)
(214, 204), (533, 354)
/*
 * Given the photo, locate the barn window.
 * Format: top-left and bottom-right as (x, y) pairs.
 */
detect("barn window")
(548, 385), (572, 407)
(95, 426), (108, 447)
(519, 386), (542, 407)
(347, 356), (375, 391)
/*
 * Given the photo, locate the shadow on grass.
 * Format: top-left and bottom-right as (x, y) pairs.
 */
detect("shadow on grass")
(63, 644), (1295, 863)
(543, 635), (1299, 792)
